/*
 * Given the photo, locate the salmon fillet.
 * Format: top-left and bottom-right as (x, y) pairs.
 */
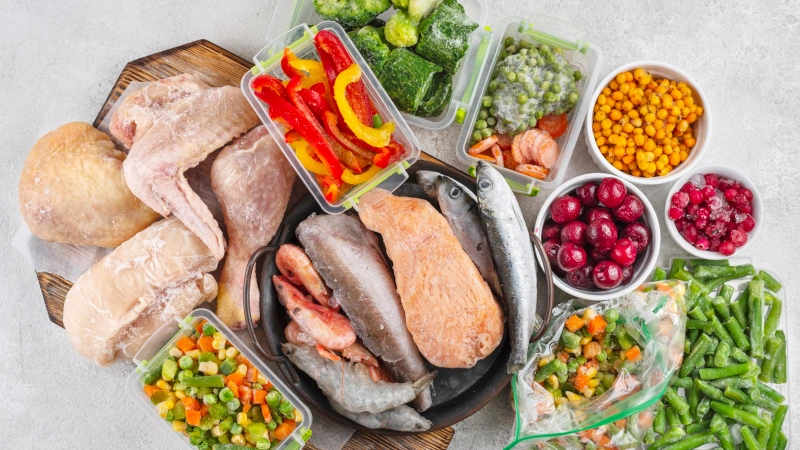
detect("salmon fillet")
(358, 190), (504, 369)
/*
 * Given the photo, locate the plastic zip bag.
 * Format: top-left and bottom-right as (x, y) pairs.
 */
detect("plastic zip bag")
(506, 281), (687, 449)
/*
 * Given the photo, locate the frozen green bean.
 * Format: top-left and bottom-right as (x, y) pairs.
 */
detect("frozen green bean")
(749, 388), (780, 411)
(695, 379), (734, 406)
(686, 420), (710, 434)
(748, 278), (765, 358)
(710, 315), (735, 348)
(718, 283), (734, 302)
(669, 258), (686, 279)
(777, 433), (787, 450)
(665, 407), (680, 428)
(759, 335), (784, 383)
(664, 387), (690, 415)
(740, 426), (759, 450)
(729, 346), (750, 363)
(724, 317), (750, 352)
(714, 341), (731, 367)
(660, 431), (716, 450)
(686, 319), (712, 333)
(650, 427), (686, 450)
(763, 296), (782, 338)
(674, 269), (709, 294)
(709, 401), (769, 428)
(688, 382), (700, 421)
(688, 306), (708, 321)
(755, 381), (785, 403)
(671, 376), (693, 389)
(679, 334), (713, 377)
(758, 270), (783, 293)
(712, 296), (731, 322)
(729, 300), (748, 332)
(694, 265), (738, 279)
(690, 259), (730, 268)
(713, 413), (735, 450)
(723, 386), (751, 404)
(710, 375), (756, 389)
(653, 267), (667, 281)
(767, 405), (788, 450)
(654, 405), (667, 434)
(773, 330), (786, 383)
(696, 396), (711, 419)
(699, 361), (752, 380)
(757, 413), (773, 450)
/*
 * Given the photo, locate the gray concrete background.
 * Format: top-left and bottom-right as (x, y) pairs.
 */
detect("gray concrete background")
(2, 0), (798, 448)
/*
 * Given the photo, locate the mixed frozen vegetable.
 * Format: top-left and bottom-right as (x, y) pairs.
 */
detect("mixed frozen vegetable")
(641, 259), (788, 450)
(142, 320), (300, 450)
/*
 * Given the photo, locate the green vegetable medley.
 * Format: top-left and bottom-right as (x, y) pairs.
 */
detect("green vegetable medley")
(481, 37), (582, 137)
(141, 320), (300, 450)
(321, 0), (478, 117)
(641, 259), (788, 450)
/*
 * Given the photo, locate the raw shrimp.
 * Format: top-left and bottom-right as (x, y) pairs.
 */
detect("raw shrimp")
(343, 342), (395, 383)
(329, 399), (432, 432)
(491, 144), (504, 168)
(273, 275), (356, 351)
(282, 343), (435, 414)
(511, 128), (559, 169)
(284, 320), (317, 347)
(468, 135), (499, 155)
(276, 244), (333, 307)
(516, 164), (549, 180)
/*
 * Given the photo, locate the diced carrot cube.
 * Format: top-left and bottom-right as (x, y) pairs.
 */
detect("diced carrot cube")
(272, 420), (296, 441)
(239, 386), (253, 403)
(242, 402), (251, 413)
(185, 409), (201, 426)
(227, 372), (245, 386)
(565, 314), (585, 332)
(583, 341), (602, 359)
(143, 385), (159, 398)
(182, 396), (200, 411)
(197, 336), (214, 352)
(253, 390), (267, 405)
(575, 373), (590, 392)
(625, 345), (642, 363)
(587, 315), (607, 335)
(227, 381), (240, 399)
(261, 404), (272, 422)
(246, 367), (259, 383)
(194, 320), (207, 335)
(176, 336), (197, 353)
(236, 354), (253, 368)
(200, 404), (209, 417)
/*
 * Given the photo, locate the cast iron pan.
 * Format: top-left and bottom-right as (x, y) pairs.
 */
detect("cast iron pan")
(242, 160), (554, 435)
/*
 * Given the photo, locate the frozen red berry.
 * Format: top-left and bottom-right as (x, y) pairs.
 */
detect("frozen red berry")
(560, 221), (588, 246)
(697, 207), (710, 220)
(557, 243), (587, 273)
(689, 189), (704, 205)
(576, 181), (600, 207)
(668, 206), (684, 220)
(586, 218), (618, 251)
(701, 185), (716, 200)
(566, 263), (595, 290)
(681, 182), (696, 193)
(621, 222), (651, 252)
(719, 241), (736, 256)
(597, 178), (627, 208)
(542, 219), (561, 241)
(612, 195), (644, 223)
(672, 191), (690, 209)
(740, 188), (753, 201)
(718, 177), (736, 191)
(620, 265), (635, 285)
(584, 207), (613, 223)
(610, 238), (637, 266)
(550, 195), (582, 223)
(741, 214), (755, 232)
(729, 229), (748, 247)
(705, 220), (727, 239)
(739, 203), (753, 214)
(695, 238), (710, 250)
(674, 218), (689, 232)
(724, 188), (738, 201)
(704, 174), (719, 188)
(543, 239), (561, 266)
(593, 260), (624, 290)
(682, 224), (699, 244)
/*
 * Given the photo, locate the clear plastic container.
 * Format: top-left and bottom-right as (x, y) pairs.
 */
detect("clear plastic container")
(241, 21), (421, 214)
(265, 0), (492, 131)
(126, 308), (313, 450)
(455, 15), (603, 196)
(667, 257), (791, 448)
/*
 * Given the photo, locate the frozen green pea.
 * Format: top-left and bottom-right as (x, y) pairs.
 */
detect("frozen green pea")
(480, 128), (493, 139)
(517, 93), (529, 104)
(472, 131), (482, 142)
(505, 72), (516, 82)
(482, 96), (493, 108)
(478, 109), (488, 120)
(475, 119), (487, 130)
(486, 117), (496, 126)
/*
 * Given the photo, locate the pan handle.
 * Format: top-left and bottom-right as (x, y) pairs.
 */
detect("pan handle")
(242, 225), (300, 384)
(529, 231), (554, 342)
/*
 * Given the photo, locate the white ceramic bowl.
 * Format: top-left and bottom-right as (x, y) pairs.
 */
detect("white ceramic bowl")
(664, 165), (763, 260)
(533, 173), (661, 301)
(584, 61), (712, 186)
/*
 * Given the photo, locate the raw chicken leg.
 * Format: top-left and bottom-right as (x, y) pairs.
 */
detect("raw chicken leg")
(359, 190), (504, 369)
(123, 86), (259, 260)
(210, 126), (295, 329)
(109, 74), (210, 148)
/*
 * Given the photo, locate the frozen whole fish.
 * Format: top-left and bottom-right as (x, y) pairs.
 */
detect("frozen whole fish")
(296, 214), (433, 412)
(414, 170), (444, 205)
(282, 343), (434, 414)
(434, 174), (502, 296)
(475, 161), (538, 373)
(328, 396), (432, 432)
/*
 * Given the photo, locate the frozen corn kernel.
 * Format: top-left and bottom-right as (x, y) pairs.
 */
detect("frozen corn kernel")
(169, 347), (183, 358)
(566, 391), (581, 402)
(226, 347), (239, 358)
(588, 379), (600, 388)
(585, 367), (598, 378)
(172, 421), (187, 433)
(174, 390), (186, 400)
(579, 336), (593, 346)
(185, 350), (201, 359)
(237, 364), (248, 376)
(231, 434), (246, 446)
(211, 425), (225, 437)
(218, 349), (227, 361)
(257, 374), (268, 385)
(156, 380), (172, 392)
(547, 374), (559, 389)
(237, 412), (250, 426)
(198, 361), (219, 375)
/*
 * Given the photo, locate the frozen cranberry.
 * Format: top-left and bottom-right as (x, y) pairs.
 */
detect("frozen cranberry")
(621, 265), (635, 285)
(588, 246), (612, 263)
(688, 189), (704, 205)
(697, 207), (710, 220)
(593, 261), (624, 290)
(612, 195), (644, 223)
(700, 185), (715, 200)
(739, 203), (753, 214)
(681, 182), (697, 193)
(731, 193), (748, 209)
(705, 221), (727, 239)
(704, 174), (719, 188)
(729, 229), (748, 247)
(586, 218), (618, 250)
(740, 188), (753, 202)
(719, 177), (737, 191)
(560, 221), (588, 246)
(668, 207), (684, 220)
(542, 219), (561, 241)
(543, 239), (561, 266)
(550, 195), (582, 223)
(621, 222), (651, 252)
(682, 224), (699, 244)
(741, 214), (755, 232)
(674, 218), (690, 232)
(597, 178), (627, 208)
(672, 191), (690, 209)
(719, 241), (736, 256)
(709, 237), (722, 251)
(723, 188), (737, 202)
(566, 263), (595, 290)
(557, 243), (587, 273)
(576, 181), (600, 207)
(584, 207), (613, 223)
(695, 217), (708, 230)
(685, 204), (700, 221)
(610, 238), (637, 266)
(695, 238), (710, 251)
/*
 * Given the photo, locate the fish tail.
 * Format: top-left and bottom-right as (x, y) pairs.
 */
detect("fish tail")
(412, 371), (437, 395)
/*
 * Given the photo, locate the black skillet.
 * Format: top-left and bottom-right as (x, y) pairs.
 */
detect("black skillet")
(242, 160), (554, 435)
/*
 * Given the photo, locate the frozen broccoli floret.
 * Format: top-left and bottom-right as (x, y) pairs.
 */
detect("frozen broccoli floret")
(348, 26), (392, 73)
(313, 0), (393, 28)
(408, 0), (442, 19)
(391, 0), (410, 9)
(415, 0), (477, 73)
(384, 10), (420, 47)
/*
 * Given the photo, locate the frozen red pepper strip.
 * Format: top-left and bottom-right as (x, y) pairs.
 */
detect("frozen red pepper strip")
(252, 74), (343, 180)
(322, 111), (378, 161)
(298, 87), (328, 123)
(281, 48), (304, 79)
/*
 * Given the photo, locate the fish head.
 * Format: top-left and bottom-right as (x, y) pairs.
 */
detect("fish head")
(435, 175), (473, 220)
(475, 161), (515, 212)
(415, 170), (440, 201)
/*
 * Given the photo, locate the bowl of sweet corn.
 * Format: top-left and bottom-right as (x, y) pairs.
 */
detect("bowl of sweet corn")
(584, 61), (711, 185)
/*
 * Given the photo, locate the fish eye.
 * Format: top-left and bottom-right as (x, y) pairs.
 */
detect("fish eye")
(449, 186), (461, 198)
(478, 179), (493, 191)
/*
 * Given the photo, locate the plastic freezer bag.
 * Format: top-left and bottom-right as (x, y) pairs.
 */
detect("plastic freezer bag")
(507, 281), (687, 449)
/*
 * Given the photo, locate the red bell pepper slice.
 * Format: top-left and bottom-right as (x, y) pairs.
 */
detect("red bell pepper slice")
(299, 88), (329, 122)
(317, 174), (345, 203)
(252, 74), (343, 180)
(322, 111), (378, 162)
(314, 30), (376, 126)
(281, 48), (304, 79)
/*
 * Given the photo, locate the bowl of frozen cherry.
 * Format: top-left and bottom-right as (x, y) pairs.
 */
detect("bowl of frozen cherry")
(665, 165), (762, 259)
(533, 174), (661, 301)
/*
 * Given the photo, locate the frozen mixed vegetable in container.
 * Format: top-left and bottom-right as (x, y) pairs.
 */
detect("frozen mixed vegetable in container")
(241, 22), (421, 214)
(266, 0), (492, 130)
(127, 309), (312, 450)
(456, 16), (603, 195)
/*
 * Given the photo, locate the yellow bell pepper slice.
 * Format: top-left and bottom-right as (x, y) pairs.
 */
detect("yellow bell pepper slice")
(333, 64), (394, 148)
(341, 164), (382, 185)
(290, 139), (328, 175)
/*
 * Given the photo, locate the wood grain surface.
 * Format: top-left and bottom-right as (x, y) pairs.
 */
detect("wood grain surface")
(36, 39), (453, 450)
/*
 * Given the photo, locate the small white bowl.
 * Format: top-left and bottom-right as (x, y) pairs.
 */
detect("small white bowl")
(664, 165), (763, 260)
(533, 173), (661, 301)
(584, 61), (712, 186)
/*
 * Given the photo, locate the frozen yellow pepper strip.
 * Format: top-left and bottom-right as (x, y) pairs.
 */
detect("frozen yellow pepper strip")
(333, 64), (394, 148)
(290, 139), (328, 175)
(290, 59), (330, 90)
(342, 164), (382, 185)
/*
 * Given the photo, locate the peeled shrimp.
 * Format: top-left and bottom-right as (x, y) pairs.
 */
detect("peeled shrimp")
(516, 164), (549, 180)
(468, 135), (499, 155)
(511, 128), (559, 169)
(276, 244), (333, 307)
(273, 275), (356, 351)
(491, 145), (504, 168)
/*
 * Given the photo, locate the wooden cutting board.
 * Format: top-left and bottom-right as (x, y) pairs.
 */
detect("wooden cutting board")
(35, 39), (454, 450)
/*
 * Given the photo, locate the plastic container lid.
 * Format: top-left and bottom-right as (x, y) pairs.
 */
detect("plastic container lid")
(241, 21), (421, 214)
(455, 15), (604, 196)
(265, 0), (492, 131)
(126, 308), (312, 450)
